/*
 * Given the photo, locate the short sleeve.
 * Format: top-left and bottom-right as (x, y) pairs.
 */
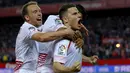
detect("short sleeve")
(28, 26), (39, 39)
(43, 15), (65, 32)
(20, 22), (40, 41)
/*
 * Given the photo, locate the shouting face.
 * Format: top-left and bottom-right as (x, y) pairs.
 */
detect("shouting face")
(25, 4), (42, 27)
(63, 7), (82, 30)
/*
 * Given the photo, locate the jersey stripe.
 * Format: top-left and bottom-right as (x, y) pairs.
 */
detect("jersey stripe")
(67, 41), (71, 49)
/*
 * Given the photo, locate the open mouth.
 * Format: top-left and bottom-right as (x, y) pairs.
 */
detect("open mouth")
(36, 18), (42, 21)
(78, 19), (83, 24)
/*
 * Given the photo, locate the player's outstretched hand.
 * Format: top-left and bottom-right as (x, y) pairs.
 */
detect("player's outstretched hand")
(80, 23), (89, 36)
(90, 55), (99, 64)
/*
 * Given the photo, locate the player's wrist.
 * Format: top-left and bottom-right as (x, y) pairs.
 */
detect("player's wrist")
(87, 57), (93, 63)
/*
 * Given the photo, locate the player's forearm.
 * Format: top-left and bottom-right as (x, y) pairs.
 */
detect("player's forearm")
(53, 62), (73, 73)
(82, 55), (91, 62)
(32, 30), (69, 42)
(41, 30), (68, 42)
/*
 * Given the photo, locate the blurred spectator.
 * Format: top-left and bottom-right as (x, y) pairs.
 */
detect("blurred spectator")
(0, 0), (99, 7)
(126, 43), (130, 58)
(1, 1), (130, 62)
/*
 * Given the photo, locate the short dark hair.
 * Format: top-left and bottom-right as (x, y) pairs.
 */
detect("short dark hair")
(76, 4), (87, 20)
(59, 4), (76, 20)
(21, 1), (38, 21)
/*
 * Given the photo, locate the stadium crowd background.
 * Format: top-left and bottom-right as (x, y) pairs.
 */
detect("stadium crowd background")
(0, 0), (130, 63)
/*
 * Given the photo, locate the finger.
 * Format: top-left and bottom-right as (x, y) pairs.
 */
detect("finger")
(76, 41), (83, 48)
(93, 56), (99, 59)
(76, 30), (82, 38)
(80, 24), (89, 36)
(74, 32), (80, 39)
(76, 65), (81, 71)
(74, 30), (82, 39)
(85, 31), (89, 36)
(75, 38), (80, 43)
(76, 63), (81, 68)
(92, 58), (98, 64)
(80, 24), (88, 32)
(76, 42), (82, 48)
(75, 41), (82, 48)
(92, 60), (97, 65)
(73, 31), (81, 41)
(76, 38), (83, 44)
(73, 32), (78, 40)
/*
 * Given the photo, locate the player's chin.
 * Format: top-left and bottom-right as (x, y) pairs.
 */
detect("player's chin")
(37, 21), (42, 25)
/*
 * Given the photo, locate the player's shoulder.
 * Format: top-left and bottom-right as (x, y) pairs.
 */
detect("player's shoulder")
(44, 15), (59, 25)
(47, 15), (59, 19)
(44, 15), (62, 27)
(46, 15), (61, 22)
(22, 22), (35, 28)
(21, 22), (37, 32)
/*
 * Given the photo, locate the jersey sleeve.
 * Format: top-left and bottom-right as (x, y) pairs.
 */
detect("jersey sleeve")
(53, 40), (70, 64)
(23, 25), (39, 39)
(43, 15), (65, 32)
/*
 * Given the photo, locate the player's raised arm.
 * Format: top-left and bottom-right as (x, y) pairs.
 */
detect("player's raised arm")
(31, 27), (74, 42)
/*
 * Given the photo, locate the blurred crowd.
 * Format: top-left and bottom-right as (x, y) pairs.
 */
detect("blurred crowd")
(0, 23), (20, 62)
(0, 0), (98, 7)
(83, 16), (130, 59)
(1, 16), (130, 62)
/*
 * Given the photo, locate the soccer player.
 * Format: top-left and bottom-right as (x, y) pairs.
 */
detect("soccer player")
(14, 1), (75, 73)
(36, 4), (96, 73)
(36, 5), (85, 73)
(53, 4), (98, 73)
(36, 12), (85, 73)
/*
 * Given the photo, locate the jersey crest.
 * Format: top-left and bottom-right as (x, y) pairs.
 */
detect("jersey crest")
(55, 18), (62, 25)
(29, 27), (36, 32)
(58, 45), (67, 56)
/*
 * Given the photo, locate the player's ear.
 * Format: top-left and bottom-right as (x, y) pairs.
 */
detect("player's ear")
(24, 15), (29, 21)
(63, 16), (68, 24)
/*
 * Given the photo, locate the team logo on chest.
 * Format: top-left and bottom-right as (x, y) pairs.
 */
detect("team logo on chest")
(29, 27), (36, 32)
(58, 45), (67, 56)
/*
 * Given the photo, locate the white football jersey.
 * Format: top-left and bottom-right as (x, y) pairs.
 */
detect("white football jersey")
(15, 22), (39, 70)
(36, 15), (65, 73)
(54, 39), (82, 67)
(39, 15), (65, 32)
